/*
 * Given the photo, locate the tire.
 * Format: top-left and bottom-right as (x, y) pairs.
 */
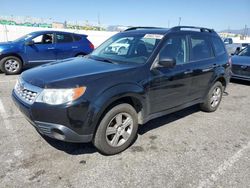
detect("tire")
(200, 82), (223, 112)
(93, 103), (138, 155)
(0, 56), (22, 75)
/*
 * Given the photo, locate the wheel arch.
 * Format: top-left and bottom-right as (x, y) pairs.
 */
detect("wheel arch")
(0, 53), (24, 64)
(75, 52), (87, 57)
(90, 84), (147, 136)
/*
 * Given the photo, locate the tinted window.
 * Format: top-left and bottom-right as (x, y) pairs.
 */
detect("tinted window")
(32, 34), (53, 44)
(56, 33), (73, 43)
(73, 34), (82, 41)
(212, 37), (226, 56)
(190, 36), (213, 61)
(159, 36), (187, 65)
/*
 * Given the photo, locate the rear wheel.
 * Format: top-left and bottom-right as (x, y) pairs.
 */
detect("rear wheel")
(200, 82), (223, 112)
(0, 56), (22, 75)
(93, 103), (138, 155)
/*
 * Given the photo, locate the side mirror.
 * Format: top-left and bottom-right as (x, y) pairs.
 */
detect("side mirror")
(158, 57), (176, 68)
(25, 40), (34, 46)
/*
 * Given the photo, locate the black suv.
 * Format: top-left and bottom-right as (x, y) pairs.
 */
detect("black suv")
(12, 26), (231, 155)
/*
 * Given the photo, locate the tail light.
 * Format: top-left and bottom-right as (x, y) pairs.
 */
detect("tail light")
(89, 42), (94, 50)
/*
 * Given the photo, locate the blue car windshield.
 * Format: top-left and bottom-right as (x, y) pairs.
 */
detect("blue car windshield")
(238, 46), (250, 57)
(90, 33), (163, 64)
(13, 33), (34, 42)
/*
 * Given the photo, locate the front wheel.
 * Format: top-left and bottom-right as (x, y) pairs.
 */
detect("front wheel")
(200, 82), (223, 112)
(93, 103), (138, 155)
(0, 56), (22, 75)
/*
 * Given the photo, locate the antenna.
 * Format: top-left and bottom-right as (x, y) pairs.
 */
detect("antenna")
(178, 17), (182, 26)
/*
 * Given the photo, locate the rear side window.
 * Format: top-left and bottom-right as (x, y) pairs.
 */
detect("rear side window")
(73, 34), (82, 41)
(212, 37), (226, 56)
(190, 36), (213, 61)
(56, 33), (73, 43)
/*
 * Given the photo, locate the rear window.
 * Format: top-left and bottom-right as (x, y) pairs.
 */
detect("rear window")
(190, 36), (213, 61)
(56, 33), (73, 43)
(212, 37), (226, 56)
(73, 34), (82, 41)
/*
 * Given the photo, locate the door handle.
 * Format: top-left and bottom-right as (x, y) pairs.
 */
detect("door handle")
(48, 47), (55, 50)
(72, 46), (78, 49)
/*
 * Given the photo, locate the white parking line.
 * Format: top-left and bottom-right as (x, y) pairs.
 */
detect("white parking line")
(0, 98), (23, 157)
(197, 141), (250, 188)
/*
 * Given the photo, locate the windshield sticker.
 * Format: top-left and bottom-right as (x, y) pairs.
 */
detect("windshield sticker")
(143, 34), (163, 39)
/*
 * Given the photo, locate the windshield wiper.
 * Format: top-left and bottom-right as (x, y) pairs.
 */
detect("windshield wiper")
(89, 56), (116, 64)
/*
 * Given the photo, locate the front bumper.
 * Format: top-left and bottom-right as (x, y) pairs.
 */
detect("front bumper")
(12, 91), (94, 143)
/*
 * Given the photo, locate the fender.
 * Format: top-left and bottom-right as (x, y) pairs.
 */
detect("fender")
(89, 83), (148, 132)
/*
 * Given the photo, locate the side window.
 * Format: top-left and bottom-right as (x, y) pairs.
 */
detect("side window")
(73, 35), (82, 41)
(159, 36), (187, 65)
(190, 36), (213, 61)
(56, 33), (73, 43)
(32, 34), (53, 44)
(212, 37), (226, 56)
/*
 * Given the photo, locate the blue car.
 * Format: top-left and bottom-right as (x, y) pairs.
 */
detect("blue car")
(0, 30), (94, 74)
(231, 45), (250, 81)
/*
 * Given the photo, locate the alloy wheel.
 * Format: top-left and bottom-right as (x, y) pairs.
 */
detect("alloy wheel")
(105, 113), (134, 147)
(210, 87), (222, 108)
(5, 59), (20, 73)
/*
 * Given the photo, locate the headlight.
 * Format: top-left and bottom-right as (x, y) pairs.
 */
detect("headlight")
(37, 87), (86, 105)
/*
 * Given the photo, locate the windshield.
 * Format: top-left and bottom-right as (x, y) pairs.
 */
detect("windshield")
(13, 33), (34, 42)
(238, 46), (250, 56)
(90, 33), (163, 64)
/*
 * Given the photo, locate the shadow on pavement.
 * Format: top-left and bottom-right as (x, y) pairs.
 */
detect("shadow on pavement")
(41, 135), (97, 155)
(138, 105), (200, 135)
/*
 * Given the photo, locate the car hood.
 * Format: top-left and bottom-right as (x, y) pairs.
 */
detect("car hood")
(231, 55), (250, 66)
(0, 41), (14, 50)
(22, 57), (138, 88)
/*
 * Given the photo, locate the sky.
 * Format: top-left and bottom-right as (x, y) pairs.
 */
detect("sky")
(1, 0), (250, 31)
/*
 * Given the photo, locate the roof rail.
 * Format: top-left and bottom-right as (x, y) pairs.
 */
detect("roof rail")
(124, 27), (165, 31)
(171, 26), (215, 33)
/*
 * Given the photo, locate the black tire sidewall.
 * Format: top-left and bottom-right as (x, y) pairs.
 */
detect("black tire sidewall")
(93, 103), (138, 155)
(0, 56), (22, 75)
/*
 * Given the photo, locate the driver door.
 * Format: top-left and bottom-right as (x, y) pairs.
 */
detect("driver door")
(25, 32), (56, 66)
(148, 34), (193, 114)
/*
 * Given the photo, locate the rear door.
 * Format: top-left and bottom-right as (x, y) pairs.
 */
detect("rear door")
(187, 34), (216, 100)
(54, 32), (75, 60)
(25, 32), (56, 65)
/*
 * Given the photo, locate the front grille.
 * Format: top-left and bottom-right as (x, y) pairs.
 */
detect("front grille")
(14, 79), (42, 105)
(15, 85), (37, 103)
